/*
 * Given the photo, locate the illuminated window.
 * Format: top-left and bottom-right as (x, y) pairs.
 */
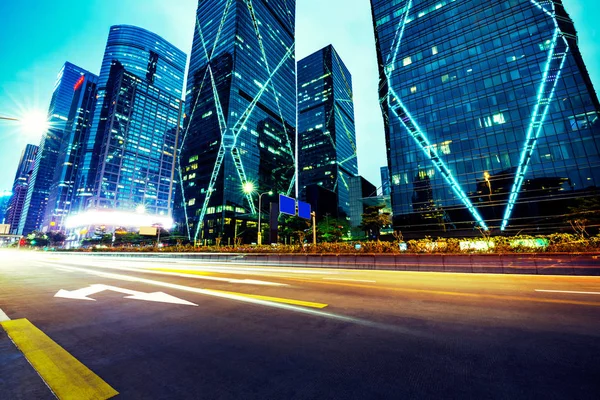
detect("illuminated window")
(403, 56), (412, 66)
(493, 113), (506, 124)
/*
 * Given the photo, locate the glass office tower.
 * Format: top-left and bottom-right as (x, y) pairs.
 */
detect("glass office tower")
(176, 1), (296, 243)
(86, 60), (182, 216)
(0, 191), (11, 224)
(75, 25), (187, 210)
(371, 0), (600, 233)
(298, 45), (358, 219)
(43, 72), (98, 231)
(5, 144), (38, 233)
(19, 62), (90, 234)
(381, 166), (391, 196)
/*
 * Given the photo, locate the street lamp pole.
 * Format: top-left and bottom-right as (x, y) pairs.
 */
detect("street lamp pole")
(257, 191), (273, 246)
(0, 116), (19, 122)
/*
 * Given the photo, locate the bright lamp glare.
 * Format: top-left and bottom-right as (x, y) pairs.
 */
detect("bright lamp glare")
(242, 182), (255, 194)
(65, 210), (174, 230)
(19, 110), (49, 136)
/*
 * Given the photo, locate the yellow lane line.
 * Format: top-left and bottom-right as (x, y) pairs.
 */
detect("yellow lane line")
(0, 319), (118, 400)
(146, 268), (327, 307)
(201, 289), (329, 309)
(144, 267), (600, 307)
(148, 268), (215, 276)
(273, 277), (600, 307)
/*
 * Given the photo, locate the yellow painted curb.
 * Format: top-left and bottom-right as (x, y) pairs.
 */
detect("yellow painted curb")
(1, 319), (118, 400)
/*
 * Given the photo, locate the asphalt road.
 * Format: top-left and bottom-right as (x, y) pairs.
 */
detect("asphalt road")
(1, 250), (600, 399)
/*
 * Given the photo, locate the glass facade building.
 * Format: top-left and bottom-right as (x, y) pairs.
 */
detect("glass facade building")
(43, 72), (98, 231)
(0, 191), (11, 225)
(298, 45), (358, 219)
(176, 0), (297, 243)
(75, 25), (187, 209)
(380, 166), (391, 196)
(348, 175), (377, 229)
(87, 60), (183, 216)
(371, 0), (600, 233)
(5, 144), (38, 233)
(19, 62), (90, 234)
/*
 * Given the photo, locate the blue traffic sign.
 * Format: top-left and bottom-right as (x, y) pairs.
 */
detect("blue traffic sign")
(279, 195), (296, 216)
(297, 201), (311, 220)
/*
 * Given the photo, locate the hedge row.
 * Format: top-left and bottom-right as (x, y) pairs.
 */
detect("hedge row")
(69, 233), (600, 254)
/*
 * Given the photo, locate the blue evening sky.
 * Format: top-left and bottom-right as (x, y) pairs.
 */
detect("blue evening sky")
(0, 0), (598, 192)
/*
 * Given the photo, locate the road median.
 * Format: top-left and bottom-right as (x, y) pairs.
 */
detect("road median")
(66, 252), (600, 276)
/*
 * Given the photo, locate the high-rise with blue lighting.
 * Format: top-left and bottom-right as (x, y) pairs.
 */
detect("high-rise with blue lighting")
(86, 60), (183, 217)
(371, 0), (600, 233)
(0, 191), (11, 225)
(5, 144), (38, 233)
(298, 45), (358, 219)
(75, 25), (187, 212)
(19, 62), (90, 234)
(43, 71), (98, 232)
(175, 0), (297, 243)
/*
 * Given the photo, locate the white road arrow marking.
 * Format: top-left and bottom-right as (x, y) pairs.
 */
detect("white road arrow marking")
(54, 284), (197, 306)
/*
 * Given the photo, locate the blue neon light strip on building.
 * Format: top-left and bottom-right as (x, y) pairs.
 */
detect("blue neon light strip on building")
(500, 0), (570, 231)
(384, 0), (488, 230)
(184, 1), (296, 242)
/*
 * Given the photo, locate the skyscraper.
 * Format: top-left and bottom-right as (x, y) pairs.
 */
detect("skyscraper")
(348, 175), (377, 230)
(19, 62), (90, 234)
(86, 60), (183, 217)
(75, 25), (187, 210)
(0, 191), (11, 224)
(298, 45), (358, 219)
(176, 1), (297, 243)
(371, 0), (600, 233)
(5, 144), (38, 233)
(43, 71), (98, 232)
(380, 166), (391, 196)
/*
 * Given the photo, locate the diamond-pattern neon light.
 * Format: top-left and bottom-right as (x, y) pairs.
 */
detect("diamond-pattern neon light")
(500, 0), (570, 230)
(383, 0), (488, 230)
(180, 1), (296, 242)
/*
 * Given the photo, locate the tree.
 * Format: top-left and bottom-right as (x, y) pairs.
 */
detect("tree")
(317, 217), (350, 242)
(360, 205), (392, 241)
(567, 196), (600, 237)
(279, 215), (310, 244)
(27, 231), (49, 247)
(47, 231), (67, 246)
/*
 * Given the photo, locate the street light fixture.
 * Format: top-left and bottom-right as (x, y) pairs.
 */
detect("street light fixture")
(242, 183), (273, 245)
(257, 190), (273, 245)
(483, 171), (492, 203)
(1, 111), (50, 137)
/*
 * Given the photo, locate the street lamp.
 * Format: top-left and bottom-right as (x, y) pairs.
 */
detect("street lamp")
(257, 190), (273, 245)
(0, 111), (49, 136)
(243, 183), (273, 245)
(483, 171), (492, 203)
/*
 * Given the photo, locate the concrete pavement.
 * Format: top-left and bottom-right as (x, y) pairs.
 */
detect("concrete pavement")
(1, 250), (600, 399)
